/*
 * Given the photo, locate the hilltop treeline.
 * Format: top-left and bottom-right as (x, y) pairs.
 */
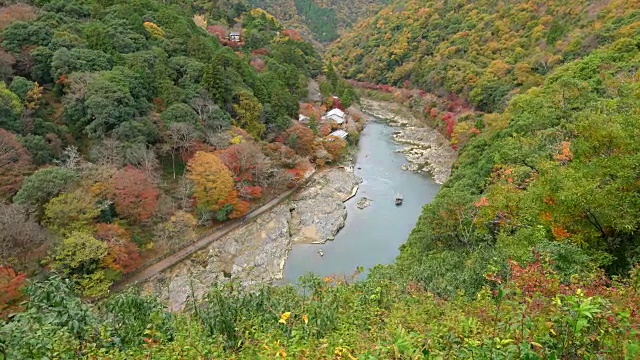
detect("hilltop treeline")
(329, 0), (639, 112)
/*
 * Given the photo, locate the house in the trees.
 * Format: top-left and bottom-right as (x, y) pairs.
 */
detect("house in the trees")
(298, 114), (310, 124)
(229, 31), (241, 42)
(322, 108), (346, 126)
(328, 129), (348, 140)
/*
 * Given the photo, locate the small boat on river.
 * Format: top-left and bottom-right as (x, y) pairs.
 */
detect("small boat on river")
(395, 193), (403, 206)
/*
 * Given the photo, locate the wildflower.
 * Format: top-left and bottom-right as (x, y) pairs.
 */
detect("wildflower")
(279, 312), (291, 324)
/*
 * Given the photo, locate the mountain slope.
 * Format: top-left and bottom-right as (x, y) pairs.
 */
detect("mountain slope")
(248, 0), (390, 43)
(2, 0), (640, 358)
(0, 0), (324, 295)
(328, 0), (640, 112)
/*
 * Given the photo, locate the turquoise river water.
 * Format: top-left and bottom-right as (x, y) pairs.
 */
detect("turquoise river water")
(283, 120), (441, 281)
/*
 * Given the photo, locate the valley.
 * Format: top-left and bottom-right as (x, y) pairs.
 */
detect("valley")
(1, 0), (640, 358)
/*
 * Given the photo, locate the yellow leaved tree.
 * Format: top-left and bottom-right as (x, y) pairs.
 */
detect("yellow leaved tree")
(187, 151), (237, 212)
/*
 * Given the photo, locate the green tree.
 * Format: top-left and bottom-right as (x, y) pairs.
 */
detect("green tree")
(13, 167), (78, 207)
(201, 55), (227, 107)
(50, 47), (113, 80)
(8, 76), (34, 101)
(83, 76), (136, 138)
(51, 231), (109, 296)
(0, 82), (22, 133)
(233, 91), (264, 139)
(20, 134), (53, 165)
(160, 103), (200, 127)
(1, 20), (52, 53)
(44, 190), (100, 236)
(0, 276), (96, 359)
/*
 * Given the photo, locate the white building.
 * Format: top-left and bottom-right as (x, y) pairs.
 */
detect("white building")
(322, 108), (346, 125)
(229, 32), (241, 42)
(328, 129), (348, 140)
(298, 114), (310, 123)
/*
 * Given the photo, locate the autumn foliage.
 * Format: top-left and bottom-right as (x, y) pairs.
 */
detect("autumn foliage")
(143, 21), (165, 39)
(281, 29), (302, 41)
(283, 125), (315, 156)
(110, 166), (159, 223)
(0, 129), (34, 200)
(249, 57), (266, 72)
(299, 102), (322, 122)
(217, 142), (266, 184)
(323, 136), (346, 161)
(0, 266), (26, 319)
(0, 4), (36, 31)
(94, 223), (141, 274)
(554, 141), (573, 165)
(187, 151), (237, 212)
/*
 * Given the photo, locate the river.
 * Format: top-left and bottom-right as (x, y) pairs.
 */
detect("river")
(283, 120), (441, 281)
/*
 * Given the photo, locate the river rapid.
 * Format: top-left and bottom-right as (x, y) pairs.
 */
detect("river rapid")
(283, 120), (441, 281)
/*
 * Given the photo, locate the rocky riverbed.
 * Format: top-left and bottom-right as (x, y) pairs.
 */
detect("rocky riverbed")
(360, 98), (456, 184)
(142, 167), (361, 311)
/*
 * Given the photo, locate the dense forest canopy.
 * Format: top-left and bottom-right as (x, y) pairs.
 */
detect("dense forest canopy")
(329, 0), (640, 112)
(0, 0), (338, 297)
(248, 0), (390, 43)
(2, 0), (640, 358)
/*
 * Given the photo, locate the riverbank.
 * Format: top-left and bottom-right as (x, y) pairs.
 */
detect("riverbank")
(359, 98), (457, 184)
(142, 167), (360, 311)
(283, 121), (441, 282)
(143, 99), (454, 311)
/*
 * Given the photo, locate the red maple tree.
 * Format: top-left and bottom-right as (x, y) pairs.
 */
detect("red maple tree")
(0, 129), (34, 199)
(110, 166), (159, 223)
(0, 266), (26, 319)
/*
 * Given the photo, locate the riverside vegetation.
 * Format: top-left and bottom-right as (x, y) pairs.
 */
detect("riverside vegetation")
(2, 0), (640, 358)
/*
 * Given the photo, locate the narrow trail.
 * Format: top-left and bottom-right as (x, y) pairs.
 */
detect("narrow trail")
(110, 170), (317, 293)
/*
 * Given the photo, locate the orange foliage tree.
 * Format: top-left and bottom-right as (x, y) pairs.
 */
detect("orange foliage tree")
(110, 166), (159, 224)
(283, 124), (315, 156)
(229, 200), (250, 219)
(95, 223), (141, 274)
(0, 4), (36, 32)
(281, 29), (302, 41)
(187, 151), (237, 212)
(217, 142), (269, 186)
(318, 123), (332, 137)
(263, 142), (297, 168)
(250, 57), (266, 72)
(323, 136), (346, 161)
(299, 103), (322, 122)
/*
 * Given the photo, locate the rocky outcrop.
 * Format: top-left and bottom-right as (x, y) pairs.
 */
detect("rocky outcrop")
(142, 204), (293, 311)
(287, 167), (360, 244)
(142, 168), (360, 311)
(360, 98), (457, 184)
(356, 197), (372, 209)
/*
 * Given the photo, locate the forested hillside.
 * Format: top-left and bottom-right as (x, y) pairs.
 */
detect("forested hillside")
(2, 0), (640, 358)
(329, 0), (640, 112)
(0, 0), (348, 298)
(329, 0), (640, 297)
(248, 0), (390, 42)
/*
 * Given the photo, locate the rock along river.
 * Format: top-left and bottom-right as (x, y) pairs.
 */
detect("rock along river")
(143, 103), (455, 312)
(283, 119), (441, 281)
